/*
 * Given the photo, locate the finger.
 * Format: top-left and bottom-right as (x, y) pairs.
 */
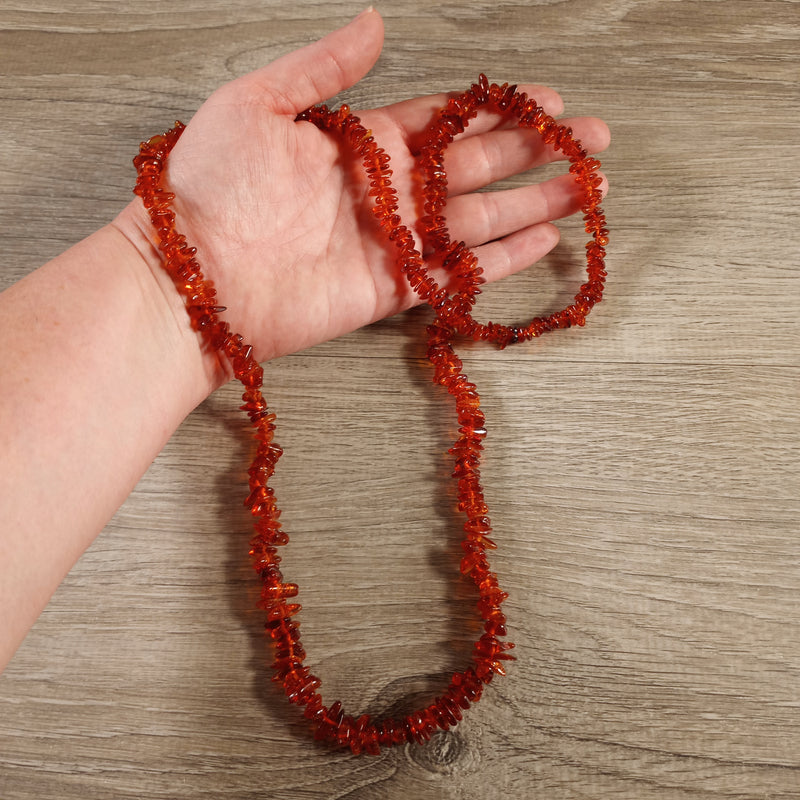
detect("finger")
(374, 83), (565, 153)
(240, 8), (385, 115)
(440, 172), (608, 252)
(472, 222), (561, 285)
(444, 116), (611, 196)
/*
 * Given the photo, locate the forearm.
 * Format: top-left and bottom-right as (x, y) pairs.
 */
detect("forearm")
(0, 220), (217, 670)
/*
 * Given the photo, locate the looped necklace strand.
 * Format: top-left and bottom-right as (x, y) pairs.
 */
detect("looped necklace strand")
(133, 75), (608, 755)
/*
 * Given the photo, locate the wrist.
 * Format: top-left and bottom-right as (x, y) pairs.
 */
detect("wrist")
(110, 199), (231, 401)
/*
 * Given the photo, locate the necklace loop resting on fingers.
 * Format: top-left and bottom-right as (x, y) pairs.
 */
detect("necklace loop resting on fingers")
(133, 74), (607, 754)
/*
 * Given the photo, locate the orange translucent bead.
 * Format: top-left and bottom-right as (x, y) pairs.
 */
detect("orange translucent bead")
(259, 582), (299, 603)
(263, 602), (300, 622)
(460, 551), (489, 575)
(249, 539), (280, 569)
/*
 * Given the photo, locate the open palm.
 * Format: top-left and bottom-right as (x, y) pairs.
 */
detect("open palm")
(117, 9), (609, 365)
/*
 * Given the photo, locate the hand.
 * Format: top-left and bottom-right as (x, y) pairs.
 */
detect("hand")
(115, 8), (610, 377)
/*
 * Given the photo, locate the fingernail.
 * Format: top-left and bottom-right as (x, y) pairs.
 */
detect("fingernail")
(355, 6), (375, 19)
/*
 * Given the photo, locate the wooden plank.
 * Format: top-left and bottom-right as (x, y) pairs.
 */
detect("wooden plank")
(1, 1), (798, 797)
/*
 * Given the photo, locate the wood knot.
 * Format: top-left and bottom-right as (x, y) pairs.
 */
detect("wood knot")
(408, 729), (476, 775)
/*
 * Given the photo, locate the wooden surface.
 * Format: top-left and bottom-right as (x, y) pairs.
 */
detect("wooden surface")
(1, 1), (798, 798)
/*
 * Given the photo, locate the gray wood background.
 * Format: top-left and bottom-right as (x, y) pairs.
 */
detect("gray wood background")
(1, 1), (798, 798)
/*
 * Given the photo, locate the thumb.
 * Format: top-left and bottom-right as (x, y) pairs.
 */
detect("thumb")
(245, 8), (384, 116)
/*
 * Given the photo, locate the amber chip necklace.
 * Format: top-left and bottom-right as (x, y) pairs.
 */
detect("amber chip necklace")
(133, 75), (608, 754)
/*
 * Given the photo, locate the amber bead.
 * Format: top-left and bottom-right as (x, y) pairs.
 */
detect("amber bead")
(435, 694), (463, 724)
(264, 617), (299, 643)
(249, 539), (280, 569)
(260, 582), (299, 602)
(253, 524), (288, 548)
(263, 602), (300, 622)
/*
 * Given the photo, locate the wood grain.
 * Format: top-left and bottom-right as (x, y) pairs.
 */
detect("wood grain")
(1, 1), (798, 798)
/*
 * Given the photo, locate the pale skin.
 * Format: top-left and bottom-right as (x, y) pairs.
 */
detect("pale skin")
(0, 8), (610, 672)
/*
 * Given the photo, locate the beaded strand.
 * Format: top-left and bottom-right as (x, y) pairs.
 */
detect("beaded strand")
(133, 75), (607, 754)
